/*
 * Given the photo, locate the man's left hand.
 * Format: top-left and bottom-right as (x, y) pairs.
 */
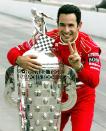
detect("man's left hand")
(68, 42), (82, 72)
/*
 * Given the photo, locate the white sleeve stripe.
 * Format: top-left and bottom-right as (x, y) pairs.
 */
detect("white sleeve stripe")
(28, 42), (31, 48)
(16, 46), (20, 50)
(89, 63), (101, 67)
(90, 66), (100, 71)
(80, 40), (91, 53)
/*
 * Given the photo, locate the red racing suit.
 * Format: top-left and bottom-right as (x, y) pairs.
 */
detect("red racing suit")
(7, 29), (101, 131)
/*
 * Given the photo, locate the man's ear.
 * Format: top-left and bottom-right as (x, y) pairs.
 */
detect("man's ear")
(78, 21), (82, 30)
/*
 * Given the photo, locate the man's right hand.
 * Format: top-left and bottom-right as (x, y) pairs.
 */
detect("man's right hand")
(16, 55), (42, 71)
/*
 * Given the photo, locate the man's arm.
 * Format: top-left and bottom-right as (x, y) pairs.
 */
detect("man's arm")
(7, 39), (42, 71)
(77, 47), (101, 88)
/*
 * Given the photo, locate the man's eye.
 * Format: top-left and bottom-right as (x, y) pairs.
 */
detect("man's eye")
(59, 23), (65, 26)
(69, 24), (73, 27)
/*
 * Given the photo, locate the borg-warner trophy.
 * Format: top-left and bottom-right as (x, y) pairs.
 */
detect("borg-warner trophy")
(4, 9), (77, 131)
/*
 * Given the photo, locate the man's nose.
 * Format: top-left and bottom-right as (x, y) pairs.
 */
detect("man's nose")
(64, 26), (70, 33)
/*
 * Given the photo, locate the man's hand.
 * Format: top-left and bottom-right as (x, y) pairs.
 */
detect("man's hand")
(68, 42), (83, 72)
(16, 55), (42, 71)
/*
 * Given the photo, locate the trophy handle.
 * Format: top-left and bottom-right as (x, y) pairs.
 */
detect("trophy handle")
(4, 66), (18, 107)
(61, 82), (77, 111)
(60, 65), (77, 111)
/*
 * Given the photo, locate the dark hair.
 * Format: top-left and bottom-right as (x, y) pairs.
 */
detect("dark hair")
(57, 4), (81, 25)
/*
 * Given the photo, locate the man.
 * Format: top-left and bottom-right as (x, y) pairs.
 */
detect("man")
(7, 4), (101, 131)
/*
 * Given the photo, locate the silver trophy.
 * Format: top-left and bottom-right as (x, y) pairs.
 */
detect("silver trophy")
(4, 9), (77, 131)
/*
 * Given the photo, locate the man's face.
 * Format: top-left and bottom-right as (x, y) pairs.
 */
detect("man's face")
(58, 13), (82, 43)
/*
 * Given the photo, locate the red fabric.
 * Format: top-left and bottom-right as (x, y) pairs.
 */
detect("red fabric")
(7, 29), (101, 131)
(60, 85), (95, 131)
(7, 40), (34, 65)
